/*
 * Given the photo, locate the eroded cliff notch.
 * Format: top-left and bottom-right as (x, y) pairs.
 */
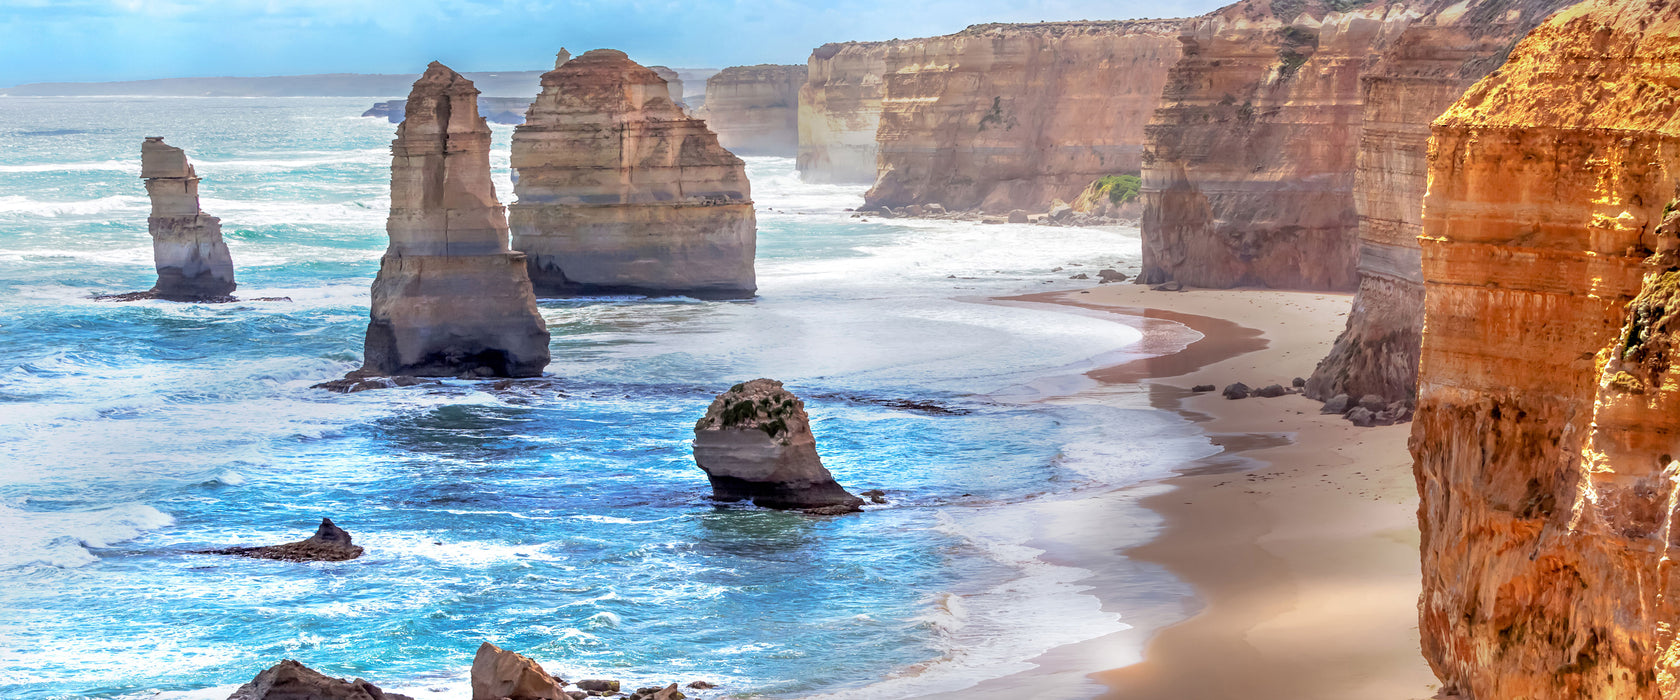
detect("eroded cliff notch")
(694, 64), (805, 156)
(509, 49), (756, 299)
(358, 62), (551, 378)
(140, 138), (236, 301)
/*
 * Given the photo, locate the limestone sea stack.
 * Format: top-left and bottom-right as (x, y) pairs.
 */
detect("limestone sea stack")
(509, 49), (756, 298)
(1138, 0), (1422, 290)
(1303, 0), (1576, 407)
(797, 41), (894, 184)
(692, 379), (863, 512)
(140, 138), (236, 301)
(863, 21), (1183, 214)
(357, 62), (550, 378)
(1412, 2), (1680, 696)
(693, 64), (805, 156)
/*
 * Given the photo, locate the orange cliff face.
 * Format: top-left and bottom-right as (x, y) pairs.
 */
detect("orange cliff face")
(695, 64), (806, 157)
(1138, 0), (1422, 290)
(797, 41), (894, 185)
(862, 20), (1183, 214)
(1304, 0), (1577, 405)
(1413, 1), (1680, 697)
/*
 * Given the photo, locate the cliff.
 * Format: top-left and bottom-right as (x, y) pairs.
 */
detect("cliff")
(864, 21), (1182, 214)
(693, 379), (863, 512)
(140, 137), (236, 301)
(648, 66), (687, 110)
(695, 64), (806, 156)
(1413, 2), (1680, 696)
(358, 62), (550, 378)
(1138, 1), (1425, 290)
(797, 41), (893, 184)
(508, 49), (756, 298)
(1304, 0), (1576, 406)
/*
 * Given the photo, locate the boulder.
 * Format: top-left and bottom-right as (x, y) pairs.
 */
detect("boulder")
(630, 685), (684, 700)
(1345, 406), (1377, 427)
(1292, 377), (1306, 388)
(470, 643), (566, 700)
(574, 680), (620, 693)
(686, 681), (717, 689)
(1069, 273), (1090, 280)
(1096, 268), (1128, 283)
(1254, 383), (1287, 398)
(1321, 394), (1351, 415)
(226, 659), (411, 700)
(1007, 209), (1029, 223)
(1191, 384), (1216, 392)
(1048, 201), (1074, 221)
(201, 518), (364, 562)
(1151, 280), (1184, 292)
(924, 204), (947, 216)
(692, 379), (864, 511)
(140, 138), (237, 301)
(1357, 394), (1387, 412)
(1222, 382), (1251, 400)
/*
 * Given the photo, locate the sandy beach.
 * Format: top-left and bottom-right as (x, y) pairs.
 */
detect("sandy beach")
(994, 283), (1438, 699)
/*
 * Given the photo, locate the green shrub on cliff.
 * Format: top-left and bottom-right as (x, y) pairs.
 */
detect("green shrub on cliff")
(1092, 175), (1142, 205)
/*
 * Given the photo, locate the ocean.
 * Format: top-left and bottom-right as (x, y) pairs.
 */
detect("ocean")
(0, 97), (1215, 699)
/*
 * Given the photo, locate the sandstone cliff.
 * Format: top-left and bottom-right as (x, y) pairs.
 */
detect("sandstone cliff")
(1138, 1), (1426, 290)
(359, 62), (550, 378)
(509, 49), (756, 299)
(648, 66), (686, 110)
(797, 41), (893, 184)
(694, 64), (805, 156)
(693, 379), (863, 512)
(140, 138), (236, 301)
(864, 21), (1182, 214)
(1305, 0), (1576, 405)
(1413, 2), (1680, 696)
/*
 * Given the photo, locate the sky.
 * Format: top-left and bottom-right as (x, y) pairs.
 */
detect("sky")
(0, 0), (1229, 86)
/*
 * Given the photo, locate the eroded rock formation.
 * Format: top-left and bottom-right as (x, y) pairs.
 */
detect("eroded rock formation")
(1304, 0), (1576, 406)
(863, 21), (1182, 213)
(470, 643), (566, 700)
(1413, 2), (1680, 696)
(509, 49), (756, 298)
(141, 138), (236, 301)
(648, 66), (686, 110)
(797, 41), (893, 184)
(1138, 1), (1424, 290)
(692, 379), (863, 512)
(227, 660), (412, 700)
(202, 518), (365, 562)
(359, 62), (550, 378)
(694, 64), (804, 156)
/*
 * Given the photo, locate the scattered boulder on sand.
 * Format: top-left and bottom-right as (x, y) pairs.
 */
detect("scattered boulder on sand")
(1345, 406), (1377, 427)
(1222, 382), (1251, 400)
(1191, 384), (1216, 392)
(692, 379), (864, 512)
(1321, 393), (1351, 414)
(1291, 376), (1307, 388)
(1357, 394), (1387, 412)
(1254, 383), (1287, 398)
(470, 643), (567, 700)
(138, 137), (238, 301)
(226, 659), (411, 700)
(201, 518), (365, 562)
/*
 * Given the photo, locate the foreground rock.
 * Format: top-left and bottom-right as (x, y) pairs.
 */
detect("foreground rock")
(509, 49), (756, 298)
(1413, 2), (1680, 696)
(140, 137), (237, 301)
(692, 379), (863, 511)
(202, 518), (364, 562)
(471, 643), (566, 700)
(228, 660), (412, 700)
(797, 41), (896, 183)
(694, 64), (805, 156)
(356, 62), (551, 378)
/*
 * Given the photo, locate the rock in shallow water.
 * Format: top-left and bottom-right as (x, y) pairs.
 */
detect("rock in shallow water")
(226, 659), (411, 700)
(470, 642), (567, 700)
(202, 518), (364, 562)
(692, 379), (863, 512)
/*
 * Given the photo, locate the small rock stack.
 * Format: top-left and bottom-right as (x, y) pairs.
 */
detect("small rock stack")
(692, 379), (864, 512)
(140, 138), (236, 301)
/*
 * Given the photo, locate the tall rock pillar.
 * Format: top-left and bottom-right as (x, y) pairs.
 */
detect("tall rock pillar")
(140, 138), (236, 301)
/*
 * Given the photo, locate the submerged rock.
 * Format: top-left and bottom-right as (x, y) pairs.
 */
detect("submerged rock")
(470, 643), (567, 700)
(356, 62), (551, 379)
(140, 137), (236, 301)
(227, 659), (411, 700)
(692, 379), (863, 511)
(202, 518), (364, 562)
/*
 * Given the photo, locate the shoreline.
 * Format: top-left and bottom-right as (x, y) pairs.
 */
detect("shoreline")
(939, 284), (1436, 699)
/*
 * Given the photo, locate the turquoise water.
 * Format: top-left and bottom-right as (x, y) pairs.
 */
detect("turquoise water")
(0, 97), (1211, 699)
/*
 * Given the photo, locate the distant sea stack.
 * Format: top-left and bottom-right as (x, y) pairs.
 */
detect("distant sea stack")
(1302, 0), (1576, 407)
(509, 49), (756, 299)
(140, 138), (236, 301)
(358, 62), (550, 378)
(694, 64), (805, 156)
(360, 96), (533, 125)
(1138, 1), (1423, 290)
(798, 41), (894, 184)
(693, 379), (863, 512)
(862, 21), (1183, 214)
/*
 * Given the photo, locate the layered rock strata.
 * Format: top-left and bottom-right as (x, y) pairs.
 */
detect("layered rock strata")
(140, 138), (236, 300)
(1138, 1), (1426, 290)
(202, 518), (365, 562)
(797, 41), (893, 184)
(1413, 2), (1680, 696)
(509, 49), (756, 298)
(863, 21), (1182, 213)
(1304, 0), (1577, 406)
(228, 660), (412, 700)
(694, 64), (805, 156)
(692, 379), (863, 512)
(648, 66), (686, 110)
(359, 62), (551, 378)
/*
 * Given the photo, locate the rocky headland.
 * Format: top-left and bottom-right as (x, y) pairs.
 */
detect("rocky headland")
(692, 379), (864, 513)
(508, 49), (756, 298)
(139, 137), (237, 301)
(693, 64), (805, 156)
(1138, 0), (1423, 290)
(797, 41), (894, 184)
(356, 62), (551, 378)
(863, 20), (1183, 214)
(1411, 1), (1680, 695)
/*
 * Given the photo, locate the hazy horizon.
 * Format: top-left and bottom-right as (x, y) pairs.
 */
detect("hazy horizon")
(0, 0), (1224, 88)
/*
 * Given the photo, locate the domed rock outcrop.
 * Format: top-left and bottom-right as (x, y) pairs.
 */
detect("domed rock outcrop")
(692, 379), (862, 512)
(694, 64), (805, 156)
(357, 62), (551, 379)
(140, 137), (236, 301)
(509, 49), (756, 299)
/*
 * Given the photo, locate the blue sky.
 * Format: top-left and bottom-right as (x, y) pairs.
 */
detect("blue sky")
(0, 0), (1227, 86)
